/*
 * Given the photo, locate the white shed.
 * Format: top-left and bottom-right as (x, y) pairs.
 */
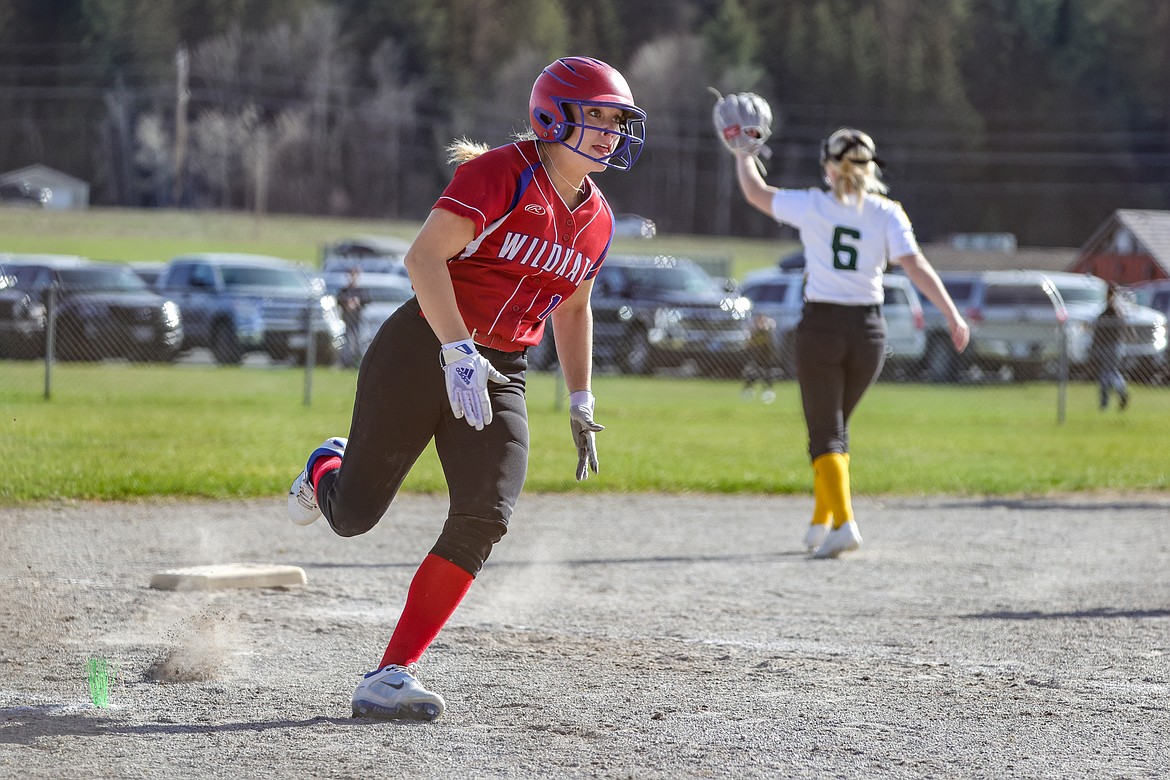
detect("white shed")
(0, 164), (90, 210)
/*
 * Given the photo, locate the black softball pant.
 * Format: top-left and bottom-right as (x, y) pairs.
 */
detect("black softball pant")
(316, 297), (529, 577)
(794, 302), (886, 462)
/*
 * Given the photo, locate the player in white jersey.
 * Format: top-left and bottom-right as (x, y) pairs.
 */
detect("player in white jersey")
(732, 127), (969, 557)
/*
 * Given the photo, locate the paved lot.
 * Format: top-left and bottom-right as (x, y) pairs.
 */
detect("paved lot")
(1, 493), (1167, 778)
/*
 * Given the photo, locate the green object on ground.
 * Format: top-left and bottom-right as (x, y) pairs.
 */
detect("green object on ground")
(86, 657), (112, 708)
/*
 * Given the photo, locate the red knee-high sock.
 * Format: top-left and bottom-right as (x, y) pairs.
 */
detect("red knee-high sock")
(310, 456), (341, 489)
(378, 554), (474, 669)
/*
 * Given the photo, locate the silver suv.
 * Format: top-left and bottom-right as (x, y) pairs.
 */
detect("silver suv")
(957, 270), (1067, 381)
(157, 253), (345, 365)
(921, 270), (1167, 382)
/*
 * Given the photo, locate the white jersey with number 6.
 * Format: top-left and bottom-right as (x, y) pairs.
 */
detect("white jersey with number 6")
(770, 188), (920, 306)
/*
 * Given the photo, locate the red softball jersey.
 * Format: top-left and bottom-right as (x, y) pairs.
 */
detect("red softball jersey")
(433, 139), (615, 352)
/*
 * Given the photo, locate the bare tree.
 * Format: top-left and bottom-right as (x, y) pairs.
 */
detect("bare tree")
(627, 34), (716, 234)
(134, 111), (173, 206)
(350, 39), (420, 217)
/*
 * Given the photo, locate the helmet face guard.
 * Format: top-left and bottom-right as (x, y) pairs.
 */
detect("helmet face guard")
(531, 57), (647, 171)
(821, 128), (885, 169)
(537, 98), (646, 170)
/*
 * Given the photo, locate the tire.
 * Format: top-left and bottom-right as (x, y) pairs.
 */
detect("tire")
(133, 345), (180, 364)
(620, 328), (654, 375)
(266, 342), (290, 362)
(211, 323), (244, 365)
(923, 335), (962, 383)
(54, 316), (93, 361)
(777, 332), (798, 379)
(315, 334), (339, 366)
(292, 335), (339, 367)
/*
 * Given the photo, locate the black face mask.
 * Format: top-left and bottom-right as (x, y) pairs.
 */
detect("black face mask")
(821, 135), (885, 169)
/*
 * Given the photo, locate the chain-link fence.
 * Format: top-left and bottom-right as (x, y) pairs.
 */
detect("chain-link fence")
(3, 258), (1167, 416)
(0, 282), (342, 404)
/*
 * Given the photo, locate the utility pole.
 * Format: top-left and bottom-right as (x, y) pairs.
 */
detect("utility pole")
(172, 44), (189, 206)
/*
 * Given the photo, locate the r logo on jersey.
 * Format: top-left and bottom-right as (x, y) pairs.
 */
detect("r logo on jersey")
(524, 204), (546, 215)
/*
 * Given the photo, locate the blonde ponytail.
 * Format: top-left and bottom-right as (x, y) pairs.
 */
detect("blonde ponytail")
(445, 137), (492, 165)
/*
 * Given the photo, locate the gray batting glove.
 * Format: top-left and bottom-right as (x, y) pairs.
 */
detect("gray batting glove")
(568, 390), (604, 481)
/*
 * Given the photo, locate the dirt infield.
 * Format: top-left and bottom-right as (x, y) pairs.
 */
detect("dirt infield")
(1, 493), (1167, 779)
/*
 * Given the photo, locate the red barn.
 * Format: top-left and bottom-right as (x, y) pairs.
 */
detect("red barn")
(1069, 209), (1170, 285)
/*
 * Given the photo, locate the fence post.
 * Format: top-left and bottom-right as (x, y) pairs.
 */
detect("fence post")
(1056, 321), (1068, 424)
(43, 283), (57, 400)
(303, 297), (315, 407)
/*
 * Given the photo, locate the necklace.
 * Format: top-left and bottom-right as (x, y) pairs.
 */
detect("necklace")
(539, 145), (584, 197)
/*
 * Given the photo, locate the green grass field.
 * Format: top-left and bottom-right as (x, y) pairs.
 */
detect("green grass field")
(1, 362), (1166, 503)
(0, 207), (796, 281)
(2, 207), (1165, 503)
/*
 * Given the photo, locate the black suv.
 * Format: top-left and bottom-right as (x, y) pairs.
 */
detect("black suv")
(0, 255), (183, 361)
(530, 254), (753, 377)
(156, 253), (345, 365)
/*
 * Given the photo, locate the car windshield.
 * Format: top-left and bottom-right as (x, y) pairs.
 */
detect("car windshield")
(984, 285), (1055, 306)
(4, 265), (51, 288)
(222, 265), (307, 290)
(743, 281), (793, 304)
(324, 258), (403, 274)
(615, 261), (721, 295)
(943, 280), (974, 304)
(363, 285), (413, 303)
(1050, 283), (1104, 305)
(883, 285), (909, 305)
(57, 267), (149, 292)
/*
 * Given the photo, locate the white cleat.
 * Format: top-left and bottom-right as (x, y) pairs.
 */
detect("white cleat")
(352, 664), (445, 721)
(287, 470), (320, 526)
(287, 437), (347, 526)
(803, 523), (830, 552)
(812, 520), (862, 559)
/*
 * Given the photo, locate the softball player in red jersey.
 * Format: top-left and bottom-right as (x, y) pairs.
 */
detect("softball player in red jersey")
(732, 128), (969, 558)
(285, 56), (645, 721)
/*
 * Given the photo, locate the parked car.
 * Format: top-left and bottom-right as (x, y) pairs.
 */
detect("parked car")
(1044, 271), (1167, 381)
(612, 213), (657, 239)
(126, 261), (168, 289)
(739, 265), (925, 378)
(529, 254), (754, 377)
(0, 180), (51, 207)
(320, 235), (411, 290)
(920, 270), (1167, 382)
(339, 274), (416, 362)
(156, 253), (345, 365)
(1131, 280), (1170, 382)
(0, 254), (79, 358)
(880, 273), (928, 375)
(735, 269), (803, 377)
(1131, 279), (1170, 315)
(953, 270), (1069, 381)
(0, 255), (182, 361)
(917, 271), (981, 382)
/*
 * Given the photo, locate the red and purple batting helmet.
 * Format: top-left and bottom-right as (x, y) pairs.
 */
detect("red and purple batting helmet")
(530, 57), (646, 170)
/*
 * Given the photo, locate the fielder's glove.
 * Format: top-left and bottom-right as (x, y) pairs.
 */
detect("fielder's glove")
(439, 338), (509, 431)
(710, 88), (774, 160)
(568, 390), (604, 481)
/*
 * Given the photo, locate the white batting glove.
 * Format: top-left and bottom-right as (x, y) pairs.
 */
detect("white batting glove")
(439, 338), (509, 431)
(568, 390), (604, 481)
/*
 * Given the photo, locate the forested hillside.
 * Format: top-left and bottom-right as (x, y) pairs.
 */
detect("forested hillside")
(1, 0), (1167, 245)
